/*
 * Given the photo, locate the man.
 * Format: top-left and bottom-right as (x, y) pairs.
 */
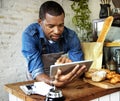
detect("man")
(22, 1), (86, 87)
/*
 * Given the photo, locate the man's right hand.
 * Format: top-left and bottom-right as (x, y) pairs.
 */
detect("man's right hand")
(53, 64), (87, 87)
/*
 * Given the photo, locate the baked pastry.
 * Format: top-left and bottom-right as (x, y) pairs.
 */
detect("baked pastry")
(97, 16), (113, 42)
(85, 68), (120, 84)
(106, 71), (116, 79)
(91, 70), (107, 82)
(85, 69), (98, 79)
(110, 76), (120, 84)
(106, 72), (120, 84)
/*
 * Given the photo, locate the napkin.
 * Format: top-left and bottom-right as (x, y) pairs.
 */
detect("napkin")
(32, 82), (53, 96)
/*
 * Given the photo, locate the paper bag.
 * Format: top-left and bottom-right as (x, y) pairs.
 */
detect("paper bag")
(81, 42), (103, 70)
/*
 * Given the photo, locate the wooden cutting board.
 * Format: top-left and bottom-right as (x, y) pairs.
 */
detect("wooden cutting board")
(83, 78), (120, 89)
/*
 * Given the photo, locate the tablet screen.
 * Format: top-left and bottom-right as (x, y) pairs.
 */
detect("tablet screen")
(50, 60), (93, 78)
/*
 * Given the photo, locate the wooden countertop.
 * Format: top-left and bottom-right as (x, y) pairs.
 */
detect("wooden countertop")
(4, 78), (120, 101)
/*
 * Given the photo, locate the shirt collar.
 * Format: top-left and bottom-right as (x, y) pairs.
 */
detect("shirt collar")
(29, 23), (66, 43)
(36, 23), (48, 43)
(36, 23), (45, 38)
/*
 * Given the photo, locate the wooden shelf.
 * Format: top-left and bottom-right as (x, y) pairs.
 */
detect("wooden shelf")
(104, 42), (120, 47)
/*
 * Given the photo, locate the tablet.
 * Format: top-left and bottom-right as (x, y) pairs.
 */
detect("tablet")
(50, 60), (93, 78)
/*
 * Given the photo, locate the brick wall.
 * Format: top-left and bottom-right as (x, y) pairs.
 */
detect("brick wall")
(0, 0), (75, 100)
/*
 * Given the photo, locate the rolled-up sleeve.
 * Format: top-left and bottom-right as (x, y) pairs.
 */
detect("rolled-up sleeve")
(22, 31), (44, 79)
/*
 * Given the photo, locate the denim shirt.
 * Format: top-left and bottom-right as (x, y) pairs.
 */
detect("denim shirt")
(22, 23), (84, 79)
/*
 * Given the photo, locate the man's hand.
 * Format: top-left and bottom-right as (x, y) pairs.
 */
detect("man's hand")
(36, 57), (87, 87)
(55, 56), (72, 64)
(35, 73), (51, 84)
(53, 64), (87, 87)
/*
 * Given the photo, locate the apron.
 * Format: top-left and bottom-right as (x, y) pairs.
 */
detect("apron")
(42, 52), (64, 75)
(26, 39), (64, 80)
(26, 52), (64, 80)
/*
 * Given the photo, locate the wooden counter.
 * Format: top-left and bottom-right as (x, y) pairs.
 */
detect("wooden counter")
(4, 79), (120, 101)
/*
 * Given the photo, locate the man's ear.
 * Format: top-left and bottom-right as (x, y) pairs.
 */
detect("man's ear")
(38, 19), (42, 25)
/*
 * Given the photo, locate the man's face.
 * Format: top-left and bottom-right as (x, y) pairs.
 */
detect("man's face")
(39, 13), (65, 41)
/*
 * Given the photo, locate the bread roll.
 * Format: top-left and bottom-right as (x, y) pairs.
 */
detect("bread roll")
(92, 70), (107, 82)
(106, 71), (116, 79)
(85, 69), (98, 79)
(110, 76), (120, 84)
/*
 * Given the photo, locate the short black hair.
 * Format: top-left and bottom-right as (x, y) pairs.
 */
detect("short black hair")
(39, 1), (65, 20)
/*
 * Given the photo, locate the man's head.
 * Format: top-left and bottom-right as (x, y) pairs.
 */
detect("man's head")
(39, 1), (65, 20)
(38, 1), (65, 41)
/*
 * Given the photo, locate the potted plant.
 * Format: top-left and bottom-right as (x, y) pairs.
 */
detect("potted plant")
(71, 0), (92, 42)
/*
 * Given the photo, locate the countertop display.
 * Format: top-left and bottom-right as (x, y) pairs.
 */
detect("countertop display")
(4, 78), (120, 101)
